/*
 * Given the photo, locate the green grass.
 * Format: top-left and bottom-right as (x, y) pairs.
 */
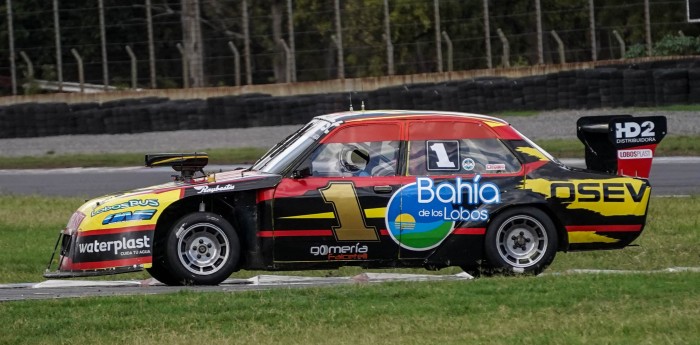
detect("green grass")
(0, 273), (698, 344)
(0, 147), (268, 169)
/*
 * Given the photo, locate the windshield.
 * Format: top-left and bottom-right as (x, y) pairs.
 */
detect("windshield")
(251, 119), (333, 174)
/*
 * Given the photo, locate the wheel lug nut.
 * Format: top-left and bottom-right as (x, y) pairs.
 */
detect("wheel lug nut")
(207, 244), (212, 248)
(199, 239), (204, 244)
(206, 253), (211, 257)
(197, 254), (202, 259)
(192, 246), (197, 251)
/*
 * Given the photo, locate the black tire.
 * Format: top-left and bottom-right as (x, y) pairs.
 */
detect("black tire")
(484, 207), (557, 275)
(164, 212), (240, 285)
(146, 261), (180, 286)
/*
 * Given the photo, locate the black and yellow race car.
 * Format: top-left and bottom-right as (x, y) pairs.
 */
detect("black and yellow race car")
(45, 110), (666, 285)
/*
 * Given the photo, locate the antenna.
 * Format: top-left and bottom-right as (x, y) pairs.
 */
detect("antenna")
(349, 93), (353, 111)
(361, 101), (365, 111)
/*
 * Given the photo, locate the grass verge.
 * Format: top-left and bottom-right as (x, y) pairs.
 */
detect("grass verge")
(0, 273), (698, 344)
(0, 147), (268, 169)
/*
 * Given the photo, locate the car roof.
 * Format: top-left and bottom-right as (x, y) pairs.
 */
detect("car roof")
(314, 110), (510, 125)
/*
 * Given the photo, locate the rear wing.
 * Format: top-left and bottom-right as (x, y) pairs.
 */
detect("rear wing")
(576, 115), (667, 178)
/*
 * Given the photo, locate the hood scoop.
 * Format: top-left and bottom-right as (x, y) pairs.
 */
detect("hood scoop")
(145, 152), (208, 181)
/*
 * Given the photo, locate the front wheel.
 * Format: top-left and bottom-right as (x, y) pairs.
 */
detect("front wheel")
(164, 212), (240, 285)
(484, 207), (557, 275)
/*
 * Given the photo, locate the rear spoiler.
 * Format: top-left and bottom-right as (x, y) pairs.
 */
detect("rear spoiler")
(576, 115), (666, 178)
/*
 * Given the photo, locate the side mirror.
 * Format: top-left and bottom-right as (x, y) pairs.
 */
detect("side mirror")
(291, 167), (311, 179)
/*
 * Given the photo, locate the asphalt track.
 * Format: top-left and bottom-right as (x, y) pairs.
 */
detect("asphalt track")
(0, 158), (698, 198)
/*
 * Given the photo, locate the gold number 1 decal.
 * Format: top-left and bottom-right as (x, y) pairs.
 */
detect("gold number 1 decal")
(320, 182), (379, 241)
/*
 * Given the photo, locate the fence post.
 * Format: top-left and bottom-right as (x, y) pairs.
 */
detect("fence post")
(496, 28), (510, 68)
(441, 31), (453, 72)
(535, 0), (543, 64)
(589, 0), (597, 61)
(99, 0), (109, 90)
(550, 30), (565, 64)
(287, 0), (296, 82)
(483, 0), (492, 69)
(176, 43), (189, 89)
(612, 30), (626, 59)
(383, 0), (395, 75)
(146, 0), (156, 88)
(644, 0), (652, 56)
(6, 0), (17, 95)
(333, 0), (345, 79)
(53, 0), (63, 92)
(70, 49), (84, 93)
(242, 0), (252, 85)
(277, 39), (292, 83)
(434, 0), (443, 73)
(19, 51), (34, 80)
(228, 41), (241, 87)
(125, 45), (138, 89)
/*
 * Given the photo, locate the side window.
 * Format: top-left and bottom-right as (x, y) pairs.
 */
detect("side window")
(407, 121), (521, 176)
(298, 122), (402, 178)
(309, 141), (400, 177)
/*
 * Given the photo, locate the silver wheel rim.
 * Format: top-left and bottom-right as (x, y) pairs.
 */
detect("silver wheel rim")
(495, 215), (548, 268)
(177, 222), (230, 275)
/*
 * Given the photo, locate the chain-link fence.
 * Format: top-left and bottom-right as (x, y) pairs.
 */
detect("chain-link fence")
(1, 0), (699, 95)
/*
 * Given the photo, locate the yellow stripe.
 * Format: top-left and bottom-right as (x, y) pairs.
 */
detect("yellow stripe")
(515, 147), (549, 161)
(281, 207), (386, 219)
(568, 232), (619, 244)
(152, 155), (207, 165)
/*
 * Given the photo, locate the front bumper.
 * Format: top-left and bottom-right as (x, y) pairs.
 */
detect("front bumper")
(44, 229), (153, 279)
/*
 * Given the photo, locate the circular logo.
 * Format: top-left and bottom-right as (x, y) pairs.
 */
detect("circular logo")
(462, 158), (475, 171)
(385, 182), (455, 251)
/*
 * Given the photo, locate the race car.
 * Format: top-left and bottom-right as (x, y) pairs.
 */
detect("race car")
(44, 110), (667, 285)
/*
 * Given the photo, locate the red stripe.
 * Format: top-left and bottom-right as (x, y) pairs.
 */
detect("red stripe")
(258, 230), (334, 238)
(566, 225), (642, 232)
(453, 227), (486, 235)
(79, 225), (155, 237)
(259, 229), (391, 238)
(68, 256), (151, 270)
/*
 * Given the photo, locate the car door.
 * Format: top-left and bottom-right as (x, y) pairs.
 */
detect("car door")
(395, 119), (524, 263)
(271, 121), (403, 263)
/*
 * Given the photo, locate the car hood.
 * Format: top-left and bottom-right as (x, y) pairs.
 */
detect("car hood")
(78, 169), (282, 219)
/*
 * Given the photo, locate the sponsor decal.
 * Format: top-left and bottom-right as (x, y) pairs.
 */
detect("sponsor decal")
(102, 209), (157, 225)
(520, 178), (650, 217)
(385, 175), (500, 251)
(486, 163), (506, 171)
(310, 243), (368, 260)
(193, 184), (236, 194)
(617, 149), (653, 160)
(614, 121), (656, 144)
(91, 199), (159, 217)
(462, 158), (475, 171)
(426, 140), (460, 171)
(77, 235), (151, 256)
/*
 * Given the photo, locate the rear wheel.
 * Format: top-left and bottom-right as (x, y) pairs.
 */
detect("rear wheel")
(164, 212), (240, 285)
(484, 207), (557, 275)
